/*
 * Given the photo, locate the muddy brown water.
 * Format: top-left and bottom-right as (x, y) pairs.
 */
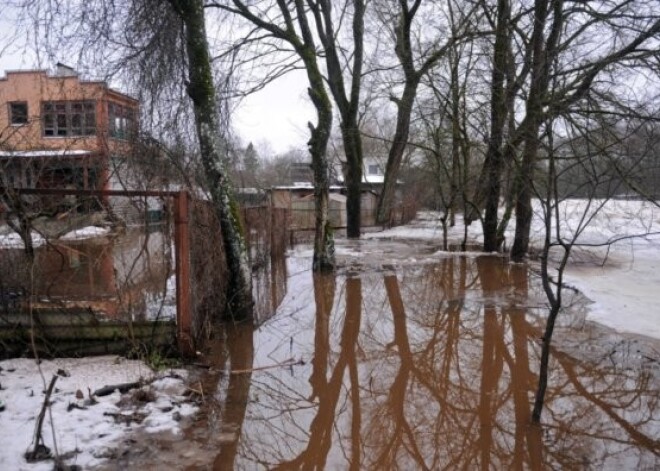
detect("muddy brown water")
(0, 226), (171, 319)
(97, 243), (660, 470)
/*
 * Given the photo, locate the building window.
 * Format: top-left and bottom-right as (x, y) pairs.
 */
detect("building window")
(42, 101), (96, 137)
(368, 164), (382, 175)
(109, 102), (136, 140)
(9, 102), (28, 125)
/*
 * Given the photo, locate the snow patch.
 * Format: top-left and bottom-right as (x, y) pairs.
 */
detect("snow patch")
(0, 357), (197, 470)
(59, 226), (110, 241)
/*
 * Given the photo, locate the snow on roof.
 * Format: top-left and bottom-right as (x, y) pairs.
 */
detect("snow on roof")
(0, 149), (93, 158)
(60, 226), (111, 241)
(364, 175), (385, 184)
(334, 174), (388, 184)
(272, 185), (346, 191)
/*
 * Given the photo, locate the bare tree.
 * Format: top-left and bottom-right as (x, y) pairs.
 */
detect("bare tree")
(212, 0), (337, 271)
(168, 0), (253, 318)
(530, 101), (660, 421)
(374, 0), (478, 224)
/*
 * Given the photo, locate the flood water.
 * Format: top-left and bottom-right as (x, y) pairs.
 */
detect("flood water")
(113, 241), (660, 470)
(0, 226), (174, 321)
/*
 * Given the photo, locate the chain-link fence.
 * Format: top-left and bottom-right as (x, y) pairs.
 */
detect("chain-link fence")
(189, 202), (290, 341)
(0, 189), (176, 357)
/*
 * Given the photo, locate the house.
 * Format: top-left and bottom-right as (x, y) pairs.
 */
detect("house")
(0, 64), (138, 210)
(335, 156), (401, 226)
(270, 156), (402, 228)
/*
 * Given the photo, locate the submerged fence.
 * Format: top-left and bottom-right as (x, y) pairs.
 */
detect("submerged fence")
(0, 188), (289, 358)
(0, 189), (183, 357)
(287, 200), (419, 245)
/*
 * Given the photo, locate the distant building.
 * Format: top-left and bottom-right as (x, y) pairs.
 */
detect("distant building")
(270, 156), (402, 228)
(0, 64), (138, 200)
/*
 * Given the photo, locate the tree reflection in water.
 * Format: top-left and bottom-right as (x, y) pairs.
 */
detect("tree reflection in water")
(215, 254), (659, 470)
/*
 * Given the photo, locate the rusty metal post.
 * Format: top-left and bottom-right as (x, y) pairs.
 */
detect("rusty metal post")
(174, 191), (194, 357)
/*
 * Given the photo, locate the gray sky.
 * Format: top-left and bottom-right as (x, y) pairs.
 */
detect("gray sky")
(231, 69), (313, 155)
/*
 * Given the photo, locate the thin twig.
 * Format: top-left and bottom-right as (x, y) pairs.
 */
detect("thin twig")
(230, 358), (304, 375)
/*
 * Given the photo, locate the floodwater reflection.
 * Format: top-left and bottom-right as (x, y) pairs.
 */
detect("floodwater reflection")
(207, 251), (659, 470)
(0, 227), (171, 319)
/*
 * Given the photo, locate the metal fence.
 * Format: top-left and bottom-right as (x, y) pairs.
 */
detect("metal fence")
(185, 201), (290, 343)
(0, 189), (181, 357)
(1, 187), (294, 358)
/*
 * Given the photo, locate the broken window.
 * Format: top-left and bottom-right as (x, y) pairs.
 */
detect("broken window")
(108, 102), (137, 140)
(9, 102), (28, 125)
(42, 101), (96, 137)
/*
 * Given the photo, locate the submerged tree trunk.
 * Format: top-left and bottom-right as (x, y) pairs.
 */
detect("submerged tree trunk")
(376, 0), (463, 225)
(170, 0), (253, 319)
(478, 0), (510, 252)
(222, 0), (335, 271)
(343, 124), (364, 239)
(313, 0), (365, 239)
(449, 52), (462, 227)
(301, 48), (335, 272)
(510, 0), (562, 261)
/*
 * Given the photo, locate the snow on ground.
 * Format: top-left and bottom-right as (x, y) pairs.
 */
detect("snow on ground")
(0, 356), (197, 471)
(59, 226), (110, 241)
(146, 274), (177, 321)
(0, 225), (110, 247)
(0, 230), (47, 249)
(365, 200), (660, 339)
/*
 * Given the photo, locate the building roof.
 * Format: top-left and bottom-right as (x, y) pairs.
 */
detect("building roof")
(0, 69), (138, 104)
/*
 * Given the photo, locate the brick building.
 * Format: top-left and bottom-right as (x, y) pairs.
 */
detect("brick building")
(0, 63), (138, 196)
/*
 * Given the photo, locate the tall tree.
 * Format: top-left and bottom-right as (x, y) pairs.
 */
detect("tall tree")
(214, 0), (366, 239)
(509, 2), (660, 261)
(169, 0), (253, 317)
(216, 0), (336, 271)
(309, 0), (366, 239)
(478, 0), (512, 252)
(374, 0), (476, 224)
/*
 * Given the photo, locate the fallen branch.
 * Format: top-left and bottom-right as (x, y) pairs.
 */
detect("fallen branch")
(92, 381), (142, 397)
(185, 381), (204, 401)
(230, 358), (304, 375)
(26, 375), (57, 463)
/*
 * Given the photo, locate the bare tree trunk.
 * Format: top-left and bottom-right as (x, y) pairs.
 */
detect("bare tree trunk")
(376, 1), (468, 225)
(377, 79), (419, 224)
(170, 0), (253, 319)
(510, 0), (561, 261)
(223, 0), (335, 271)
(313, 0), (366, 239)
(479, 0), (510, 252)
(342, 123), (364, 239)
(449, 52), (462, 227)
(303, 53), (335, 272)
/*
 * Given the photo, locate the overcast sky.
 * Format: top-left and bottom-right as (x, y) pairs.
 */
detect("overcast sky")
(230, 69), (313, 155)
